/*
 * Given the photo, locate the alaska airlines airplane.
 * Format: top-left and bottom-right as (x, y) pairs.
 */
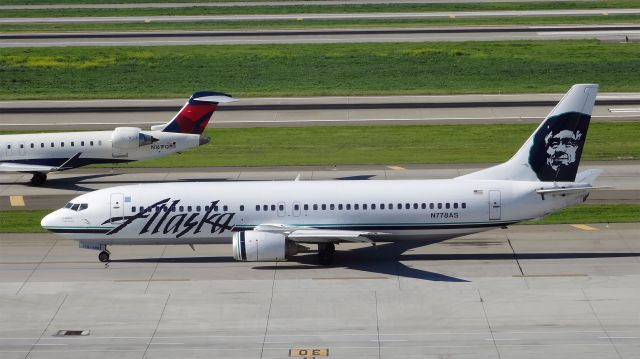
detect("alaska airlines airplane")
(0, 91), (233, 185)
(42, 84), (602, 264)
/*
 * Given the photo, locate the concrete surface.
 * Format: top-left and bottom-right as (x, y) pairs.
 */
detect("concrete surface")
(0, 222), (639, 358)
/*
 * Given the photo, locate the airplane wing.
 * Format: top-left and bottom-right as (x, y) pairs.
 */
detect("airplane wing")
(0, 152), (81, 173)
(252, 223), (385, 243)
(0, 162), (57, 172)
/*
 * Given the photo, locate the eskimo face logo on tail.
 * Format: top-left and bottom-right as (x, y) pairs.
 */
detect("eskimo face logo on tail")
(529, 112), (590, 182)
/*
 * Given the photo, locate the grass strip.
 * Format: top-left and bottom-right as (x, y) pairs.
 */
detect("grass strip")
(526, 204), (640, 224)
(1, 15), (639, 33)
(3, 1), (640, 18)
(2, 205), (638, 233)
(0, 210), (48, 233)
(2, 40), (640, 100)
(83, 122), (640, 167)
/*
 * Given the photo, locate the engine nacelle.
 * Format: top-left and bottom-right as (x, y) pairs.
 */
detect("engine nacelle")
(111, 127), (157, 149)
(232, 231), (302, 262)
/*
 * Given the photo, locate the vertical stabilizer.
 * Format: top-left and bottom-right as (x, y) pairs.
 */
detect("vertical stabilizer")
(151, 91), (235, 134)
(457, 84), (598, 182)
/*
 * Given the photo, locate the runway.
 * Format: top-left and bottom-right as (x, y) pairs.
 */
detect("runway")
(1, 162), (638, 210)
(2, 93), (640, 130)
(1, 222), (640, 358)
(2, 24), (640, 47)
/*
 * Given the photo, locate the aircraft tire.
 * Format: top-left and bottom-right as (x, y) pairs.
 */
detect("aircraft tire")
(318, 243), (335, 265)
(98, 251), (110, 263)
(30, 172), (47, 186)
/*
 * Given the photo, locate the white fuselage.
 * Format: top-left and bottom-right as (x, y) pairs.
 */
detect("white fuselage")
(0, 130), (203, 168)
(41, 179), (588, 246)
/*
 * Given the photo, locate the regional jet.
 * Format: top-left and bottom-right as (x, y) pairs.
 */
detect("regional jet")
(0, 91), (233, 185)
(42, 84), (602, 264)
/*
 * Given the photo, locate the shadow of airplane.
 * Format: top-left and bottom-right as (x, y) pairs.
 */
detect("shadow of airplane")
(109, 240), (640, 282)
(335, 175), (377, 181)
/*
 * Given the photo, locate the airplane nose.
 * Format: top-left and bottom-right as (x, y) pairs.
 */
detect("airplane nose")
(199, 135), (210, 145)
(41, 209), (61, 231)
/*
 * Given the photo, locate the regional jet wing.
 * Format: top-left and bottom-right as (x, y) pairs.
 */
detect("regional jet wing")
(0, 162), (57, 172)
(252, 224), (385, 243)
(0, 152), (81, 173)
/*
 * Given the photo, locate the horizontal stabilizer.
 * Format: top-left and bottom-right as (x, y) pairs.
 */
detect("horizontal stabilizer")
(535, 186), (611, 195)
(575, 169), (604, 185)
(0, 162), (56, 173)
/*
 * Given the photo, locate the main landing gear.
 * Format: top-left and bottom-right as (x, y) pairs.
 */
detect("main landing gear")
(30, 172), (47, 186)
(317, 243), (335, 265)
(98, 250), (110, 263)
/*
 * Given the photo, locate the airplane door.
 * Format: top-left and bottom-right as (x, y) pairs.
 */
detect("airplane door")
(292, 202), (301, 217)
(489, 190), (501, 220)
(277, 202), (286, 217)
(5, 142), (14, 157)
(18, 142), (26, 156)
(110, 193), (125, 223)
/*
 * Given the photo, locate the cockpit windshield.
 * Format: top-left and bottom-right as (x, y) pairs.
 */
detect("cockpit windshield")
(64, 202), (89, 211)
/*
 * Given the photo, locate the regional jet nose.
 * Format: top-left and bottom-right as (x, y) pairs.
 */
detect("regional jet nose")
(41, 209), (63, 232)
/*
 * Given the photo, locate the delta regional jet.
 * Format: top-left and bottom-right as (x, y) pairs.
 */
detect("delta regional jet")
(42, 84), (602, 265)
(0, 92), (233, 185)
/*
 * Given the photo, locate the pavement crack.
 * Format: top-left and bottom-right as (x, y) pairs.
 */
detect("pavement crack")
(582, 289), (623, 359)
(374, 291), (381, 359)
(145, 245), (167, 294)
(16, 238), (57, 295)
(142, 294), (171, 359)
(25, 293), (67, 359)
(260, 261), (277, 359)
(477, 288), (502, 359)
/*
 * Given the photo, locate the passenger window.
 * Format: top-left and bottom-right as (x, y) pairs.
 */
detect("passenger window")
(81, 141), (85, 146)
(355, 204), (359, 210)
(388, 203), (393, 209)
(454, 203), (458, 209)
(256, 205), (260, 211)
(330, 204), (335, 210)
(413, 203), (418, 209)
(90, 141), (94, 146)
(224, 205), (228, 211)
(380, 204), (385, 210)
(421, 203), (426, 209)
(278, 204), (284, 211)
(397, 203), (402, 210)
(6, 145), (10, 149)
(41, 143), (44, 148)
(271, 205), (276, 211)
(363, 204), (367, 210)
(51, 142), (54, 147)
(61, 142), (64, 147)
(239, 205), (244, 211)
(294, 204), (299, 211)
(71, 142), (74, 147)
(405, 203), (410, 209)
(313, 204), (318, 210)
(263, 205), (268, 211)
(338, 204), (343, 210)
(346, 204), (351, 210)
(187, 206), (192, 212)
(179, 206), (184, 212)
(462, 203), (467, 209)
(371, 204), (376, 210)
(430, 203), (434, 209)
(20, 144), (23, 149)
(438, 203), (442, 209)
(132, 206), (137, 212)
(197, 206), (202, 212)
(304, 204), (309, 210)
(30, 143), (34, 148)
(321, 204), (326, 210)
(446, 203), (450, 209)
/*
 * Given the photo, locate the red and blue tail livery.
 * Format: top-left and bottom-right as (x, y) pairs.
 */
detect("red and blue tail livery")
(153, 91), (235, 134)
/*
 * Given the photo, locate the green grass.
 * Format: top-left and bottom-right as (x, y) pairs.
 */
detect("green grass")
(88, 122), (640, 167)
(2, 205), (638, 233)
(2, 40), (640, 100)
(0, 210), (48, 233)
(528, 204), (640, 224)
(2, 15), (638, 33)
(2, 1), (640, 18)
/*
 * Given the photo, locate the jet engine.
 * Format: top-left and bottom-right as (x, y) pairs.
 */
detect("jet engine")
(111, 127), (157, 149)
(232, 231), (303, 261)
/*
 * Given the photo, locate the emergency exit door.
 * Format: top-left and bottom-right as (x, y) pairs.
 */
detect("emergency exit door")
(110, 193), (124, 223)
(489, 190), (501, 220)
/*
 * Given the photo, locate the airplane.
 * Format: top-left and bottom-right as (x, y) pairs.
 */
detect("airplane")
(0, 91), (234, 185)
(42, 84), (603, 265)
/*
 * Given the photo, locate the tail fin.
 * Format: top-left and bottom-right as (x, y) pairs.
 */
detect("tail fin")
(151, 91), (235, 134)
(457, 84), (598, 182)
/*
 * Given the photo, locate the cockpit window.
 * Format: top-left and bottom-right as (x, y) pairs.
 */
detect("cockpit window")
(65, 202), (88, 211)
